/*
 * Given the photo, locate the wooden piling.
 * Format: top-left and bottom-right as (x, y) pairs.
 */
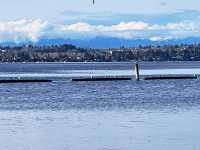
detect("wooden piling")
(135, 62), (140, 80)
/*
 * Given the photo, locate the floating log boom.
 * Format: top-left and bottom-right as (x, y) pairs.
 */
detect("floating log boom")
(72, 77), (132, 81)
(0, 79), (52, 83)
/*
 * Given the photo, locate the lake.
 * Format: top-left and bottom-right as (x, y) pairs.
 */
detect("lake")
(0, 62), (200, 150)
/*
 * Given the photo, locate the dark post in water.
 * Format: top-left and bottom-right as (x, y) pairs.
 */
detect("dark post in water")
(135, 62), (140, 80)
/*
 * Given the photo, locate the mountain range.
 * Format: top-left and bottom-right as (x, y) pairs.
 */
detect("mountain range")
(1, 37), (200, 48)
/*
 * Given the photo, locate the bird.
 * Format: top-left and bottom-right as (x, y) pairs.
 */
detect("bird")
(93, 0), (95, 4)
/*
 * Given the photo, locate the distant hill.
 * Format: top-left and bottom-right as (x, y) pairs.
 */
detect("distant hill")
(1, 36), (200, 48)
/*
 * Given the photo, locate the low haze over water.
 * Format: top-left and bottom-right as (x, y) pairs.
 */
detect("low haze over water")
(0, 62), (200, 150)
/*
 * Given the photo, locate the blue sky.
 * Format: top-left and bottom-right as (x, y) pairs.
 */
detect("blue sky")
(1, 0), (200, 20)
(0, 0), (200, 42)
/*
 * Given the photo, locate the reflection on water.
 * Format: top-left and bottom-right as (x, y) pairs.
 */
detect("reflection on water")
(0, 69), (200, 79)
(0, 63), (200, 150)
(0, 62), (200, 79)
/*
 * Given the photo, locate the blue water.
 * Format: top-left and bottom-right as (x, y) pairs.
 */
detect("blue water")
(0, 62), (200, 150)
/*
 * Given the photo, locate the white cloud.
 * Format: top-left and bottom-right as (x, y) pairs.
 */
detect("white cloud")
(61, 22), (95, 32)
(0, 19), (48, 42)
(0, 19), (199, 42)
(110, 22), (149, 31)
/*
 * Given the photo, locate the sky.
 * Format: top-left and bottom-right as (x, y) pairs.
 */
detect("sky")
(0, 0), (200, 42)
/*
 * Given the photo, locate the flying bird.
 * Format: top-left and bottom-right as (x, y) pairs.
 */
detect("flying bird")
(160, 2), (167, 6)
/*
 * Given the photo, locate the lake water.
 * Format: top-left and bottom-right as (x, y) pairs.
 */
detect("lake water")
(0, 62), (200, 150)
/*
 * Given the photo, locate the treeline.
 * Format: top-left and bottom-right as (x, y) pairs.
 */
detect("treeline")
(1, 44), (200, 62)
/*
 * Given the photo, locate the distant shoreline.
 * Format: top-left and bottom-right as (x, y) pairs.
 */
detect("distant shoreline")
(1, 60), (200, 63)
(1, 43), (200, 62)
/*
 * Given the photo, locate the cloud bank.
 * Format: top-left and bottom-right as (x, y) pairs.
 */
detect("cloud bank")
(0, 19), (199, 43)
